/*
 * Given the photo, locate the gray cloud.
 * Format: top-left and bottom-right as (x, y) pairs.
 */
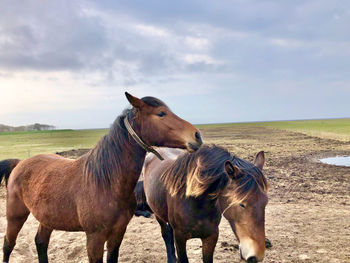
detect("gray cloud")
(0, 2), (107, 71)
(2, 1), (349, 78)
(0, 0), (349, 128)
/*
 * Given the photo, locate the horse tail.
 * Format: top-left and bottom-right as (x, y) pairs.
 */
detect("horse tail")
(0, 159), (21, 187)
(134, 181), (153, 218)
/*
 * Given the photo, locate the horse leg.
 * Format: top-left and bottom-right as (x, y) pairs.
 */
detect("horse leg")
(201, 233), (218, 263)
(35, 224), (53, 263)
(3, 194), (30, 263)
(174, 234), (188, 263)
(86, 232), (107, 263)
(155, 216), (176, 263)
(106, 214), (133, 263)
(106, 227), (126, 263)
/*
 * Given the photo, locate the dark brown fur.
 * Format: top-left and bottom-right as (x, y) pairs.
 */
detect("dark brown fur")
(83, 108), (141, 189)
(134, 181), (153, 218)
(0, 159), (20, 187)
(142, 146), (268, 263)
(2, 93), (202, 263)
(160, 146), (232, 199)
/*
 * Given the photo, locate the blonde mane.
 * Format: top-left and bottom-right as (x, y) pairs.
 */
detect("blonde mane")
(160, 145), (232, 199)
(160, 145), (268, 203)
(225, 157), (268, 207)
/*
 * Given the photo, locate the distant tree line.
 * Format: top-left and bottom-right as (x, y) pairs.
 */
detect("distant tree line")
(0, 123), (56, 132)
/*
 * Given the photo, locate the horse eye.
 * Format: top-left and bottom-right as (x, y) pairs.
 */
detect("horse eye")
(239, 204), (246, 208)
(157, 111), (166, 117)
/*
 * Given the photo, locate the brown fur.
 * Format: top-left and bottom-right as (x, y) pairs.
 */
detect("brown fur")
(160, 145), (267, 203)
(143, 146), (268, 262)
(224, 154), (268, 207)
(2, 93), (202, 263)
(83, 108), (141, 189)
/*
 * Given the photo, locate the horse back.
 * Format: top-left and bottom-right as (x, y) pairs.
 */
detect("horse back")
(8, 153), (79, 190)
(7, 154), (84, 230)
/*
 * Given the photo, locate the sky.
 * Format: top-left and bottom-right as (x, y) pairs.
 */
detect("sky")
(0, 0), (349, 129)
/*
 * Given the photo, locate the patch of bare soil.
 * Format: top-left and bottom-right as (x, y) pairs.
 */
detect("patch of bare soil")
(56, 149), (90, 158)
(1, 126), (350, 262)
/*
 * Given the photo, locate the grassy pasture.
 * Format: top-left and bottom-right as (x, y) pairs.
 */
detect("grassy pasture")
(198, 118), (350, 142)
(0, 129), (107, 160)
(253, 118), (350, 141)
(0, 118), (349, 160)
(0, 118), (349, 262)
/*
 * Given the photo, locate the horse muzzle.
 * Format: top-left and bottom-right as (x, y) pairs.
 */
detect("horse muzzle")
(187, 142), (201, 152)
(247, 256), (258, 263)
(239, 239), (265, 262)
(240, 250), (260, 262)
(186, 131), (202, 152)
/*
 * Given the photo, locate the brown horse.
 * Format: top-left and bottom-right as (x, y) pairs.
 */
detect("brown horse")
(0, 92), (202, 263)
(142, 146), (268, 263)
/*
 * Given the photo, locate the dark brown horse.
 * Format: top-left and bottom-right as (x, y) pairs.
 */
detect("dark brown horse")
(142, 146), (268, 263)
(0, 92), (202, 263)
(134, 181), (153, 218)
(0, 159), (20, 187)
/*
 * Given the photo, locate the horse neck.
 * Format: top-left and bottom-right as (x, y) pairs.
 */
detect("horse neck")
(185, 195), (222, 224)
(188, 194), (221, 212)
(83, 116), (147, 197)
(112, 127), (146, 196)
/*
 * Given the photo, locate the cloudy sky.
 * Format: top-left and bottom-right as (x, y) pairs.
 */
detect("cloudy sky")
(0, 0), (349, 129)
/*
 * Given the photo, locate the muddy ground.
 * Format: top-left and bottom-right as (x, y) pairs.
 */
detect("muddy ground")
(1, 125), (349, 262)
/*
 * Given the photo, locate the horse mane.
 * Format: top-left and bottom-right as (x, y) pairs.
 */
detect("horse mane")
(160, 145), (232, 199)
(83, 109), (134, 188)
(225, 156), (268, 206)
(160, 145), (268, 202)
(141, 96), (166, 107)
(83, 96), (167, 189)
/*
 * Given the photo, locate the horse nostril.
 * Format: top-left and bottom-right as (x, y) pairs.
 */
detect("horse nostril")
(247, 256), (257, 263)
(195, 132), (201, 142)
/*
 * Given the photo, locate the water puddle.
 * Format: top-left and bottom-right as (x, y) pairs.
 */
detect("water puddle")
(320, 156), (350, 167)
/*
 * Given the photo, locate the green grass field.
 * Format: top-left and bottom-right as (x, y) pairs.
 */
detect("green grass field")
(1, 118), (349, 160)
(251, 118), (350, 141)
(0, 129), (108, 160)
(198, 118), (350, 141)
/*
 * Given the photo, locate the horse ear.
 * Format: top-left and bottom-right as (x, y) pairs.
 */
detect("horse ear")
(224, 160), (241, 179)
(125, 92), (145, 109)
(254, 151), (265, 170)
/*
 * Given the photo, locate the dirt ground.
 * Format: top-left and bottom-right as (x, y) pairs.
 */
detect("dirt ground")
(1, 125), (350, 262)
